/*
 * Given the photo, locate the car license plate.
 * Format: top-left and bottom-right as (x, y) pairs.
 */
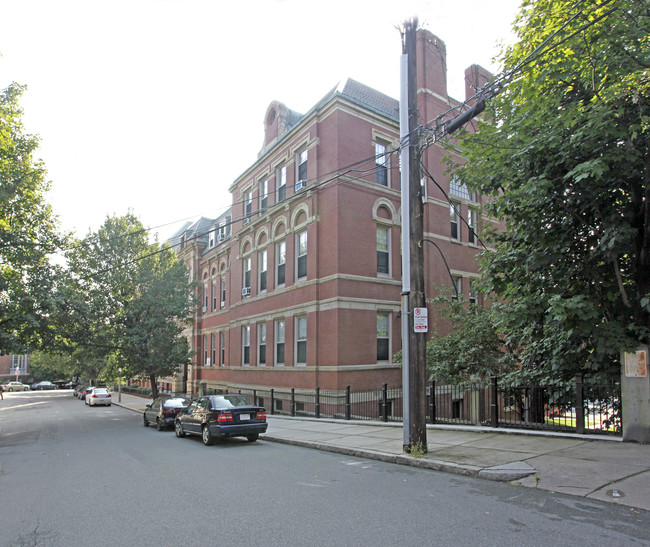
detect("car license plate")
(239, 413), (250, 421)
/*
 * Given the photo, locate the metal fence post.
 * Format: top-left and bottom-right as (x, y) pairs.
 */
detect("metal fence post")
(491, 376), (499, 428)
(315, 387), (320, 419)
(253, 389), (257, 406)
(291, 388), (296, 417)
(429, 380), (436, 423)
(270, 388), (275, 415)
(382, 383), (388, 422)
(345, 385), (351, 420)
(575, 373), (585, 434)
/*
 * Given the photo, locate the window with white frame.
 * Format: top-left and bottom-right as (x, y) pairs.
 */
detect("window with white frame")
(209, 228), (216, 248)
(276, 241), (286, 286)
(295, 316), (307, 365)
(243, 256), (251, 296)
(277, 165), (286, 202)
(296, 231), (307, 280)
(377, 312), (390, 361)
(242, 325), (250, 366)
(375, 141), (389, 186)
(468, 208), (478, 245)
(211, 333), (216, 366)
(218, 220), (227, 242)
(258, 323), (266, 366)
(244, 191), (253, 223)
(219, 332), (225, 366)
(296, 149), (307, 190)
(450, 203), (460, 241)
(259, 249), (267, 293)
(275, 319), (285, 366)
(450, 177), (475, 201)
(220, 278), (226, 308)
(203, 286), (209, 311)
(211, 282), (217, 311)
(203, 335), (208, 365)
(452, 276), (462, 300)
(377, 226), (389, 274)
(469, 279), (478, 305)
(259, 179), (269, 213)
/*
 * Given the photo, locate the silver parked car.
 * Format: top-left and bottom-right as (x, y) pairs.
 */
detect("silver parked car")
(1, 381), (30, 392)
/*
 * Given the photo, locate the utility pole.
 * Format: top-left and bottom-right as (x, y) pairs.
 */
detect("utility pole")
(401, 18), (428, 453)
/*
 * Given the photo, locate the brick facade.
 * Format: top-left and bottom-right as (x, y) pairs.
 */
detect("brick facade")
(172, 29), (489, 395)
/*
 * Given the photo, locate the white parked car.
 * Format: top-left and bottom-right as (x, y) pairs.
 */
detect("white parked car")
(1, 381), (30, 392)
(85, 387), (112, 406)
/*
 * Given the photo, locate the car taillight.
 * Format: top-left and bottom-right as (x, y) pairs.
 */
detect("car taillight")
(163, 410), (174, 416)
(218, 413), (233, 423)
(91, 394), (97, 398)
(256, 411), (267, 421)
(106, 394), (111, 397)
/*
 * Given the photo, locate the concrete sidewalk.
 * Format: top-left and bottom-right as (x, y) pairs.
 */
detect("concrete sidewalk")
(113, 392), (650, 513)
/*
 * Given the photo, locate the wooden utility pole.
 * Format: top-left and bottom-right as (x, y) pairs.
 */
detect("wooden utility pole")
(401, 18), (428, 453)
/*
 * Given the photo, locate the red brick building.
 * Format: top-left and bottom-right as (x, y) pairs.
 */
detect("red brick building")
(172, 29), (490, 395)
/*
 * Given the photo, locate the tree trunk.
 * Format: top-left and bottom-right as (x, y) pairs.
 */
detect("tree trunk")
(150, 373), (158, 399)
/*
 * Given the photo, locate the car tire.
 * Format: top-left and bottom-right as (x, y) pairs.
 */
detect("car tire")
(8, 388), (13, 392)
(175, 421), (185, 438)
(143, 415), (149, 427)
(247, 434), (259, 442)
(156, 419), (163, 432)
(202, 425), (214, 446)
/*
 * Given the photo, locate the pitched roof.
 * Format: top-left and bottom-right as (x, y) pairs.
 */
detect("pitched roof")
(316, 78), (399, 120)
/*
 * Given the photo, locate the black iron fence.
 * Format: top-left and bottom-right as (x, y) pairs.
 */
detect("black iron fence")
(208, 373), (621, 436)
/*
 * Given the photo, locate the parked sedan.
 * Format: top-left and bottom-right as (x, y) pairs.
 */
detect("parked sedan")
(1, 381), (30, 392)
(175, 394), (268, 446)
(78, 386), (94, 401)
(85, 387), (111, 406)
(144, 397), (192, 431)
(33, 381), (57, 390)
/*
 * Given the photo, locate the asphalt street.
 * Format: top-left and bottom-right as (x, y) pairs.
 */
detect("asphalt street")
(1, 390), (649, 547)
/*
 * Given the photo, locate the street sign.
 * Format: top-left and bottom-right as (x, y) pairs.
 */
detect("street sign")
(413, 307), (428, 333)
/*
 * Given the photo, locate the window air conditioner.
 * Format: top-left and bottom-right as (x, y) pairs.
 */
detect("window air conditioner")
(217, 233), (225, 242)
(205, 358), (211, 366)
(242, 287), (251, 296)
(296, 180), (305, 191)
(202, 306), (207, 313)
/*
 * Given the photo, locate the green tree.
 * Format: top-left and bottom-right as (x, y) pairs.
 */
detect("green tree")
(0, 83), (67, 355)
(121, 246), (194, 399)
(449, 0), (650, 381)
(66, 214), (194, 395)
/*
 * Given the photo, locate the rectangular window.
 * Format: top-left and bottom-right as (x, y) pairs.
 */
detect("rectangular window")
(258, 323), (267, 366)
(259, 179), (269, 213)
(209, 229), (216, 248)
(297, 231), (307, 280)
(377, 313), (390, 361)
(452, 276), (462, 300)
(468, 208), (478, 245)
(243, 257), (251, 296)
(242, 326), (250, 366)
(275, 319), (285, 366)
(203, 287), (208, 311)
(277, 165), (286, 202)
(259, 250), (267, 293)
(219, 332), (225, 366)
(244, 191), (253, 223)
(211, 333), (216, 366)
(469, 279), (478, 305)
(296, 149), (307, 190)
(212, 282), (217, 311)
(375, 142), (388, 186)
(220, 278), (226, 308)
(203, 335), (208, 365)
(377, 226), (389, 274)
(450, 203), (460, 241)
(276, 241), (286, 286)
(296, 316), (307, 365)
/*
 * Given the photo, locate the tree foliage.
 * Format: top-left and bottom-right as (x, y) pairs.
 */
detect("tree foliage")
(448, 0), (650, 381)
(0, 83), (67, 355)
(66, 214), (195, 395)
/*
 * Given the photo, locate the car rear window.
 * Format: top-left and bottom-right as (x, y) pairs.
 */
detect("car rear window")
(163, 398), (191, 408)
(210, 395), (254, 409)
(94, 388), (109, 394)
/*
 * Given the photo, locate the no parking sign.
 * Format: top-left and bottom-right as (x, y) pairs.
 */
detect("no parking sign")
(413, 307), (428, 333)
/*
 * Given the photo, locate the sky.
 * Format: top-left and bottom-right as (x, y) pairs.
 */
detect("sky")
(0, 0), (522, 243)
